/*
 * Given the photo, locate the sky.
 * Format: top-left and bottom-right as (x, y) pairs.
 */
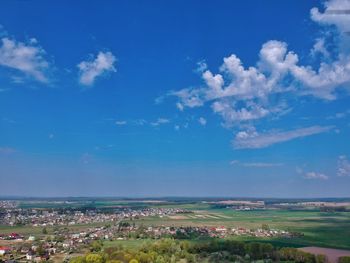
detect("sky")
(1, 0), (350, 197)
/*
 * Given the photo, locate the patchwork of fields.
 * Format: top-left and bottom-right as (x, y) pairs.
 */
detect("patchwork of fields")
(134, 208), (350, 249)
(2, 200), (350, 250)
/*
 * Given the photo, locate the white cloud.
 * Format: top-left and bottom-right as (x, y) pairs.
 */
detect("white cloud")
(212, 100), (270, 127)
(134, 119), (147, 126)
(0, 37), (50, 83)
(242, 162), (283, 167)
(174, 125), (180, 131)
(78, 51), (116, 86)
(198, 117), (207, 126)
(196, 60), (208, 73)
(311, 0), (350, 51)
(311, 38), (330, 58)
(233, 126), (333, 149)
(176, 102), (184, 111)
(170, 88), (204, 108)
(115, 120), (127, 125)
(304, 171), (329, 180)
(150, 118), (170, 126)
(165, 0), (350, 134)
(327, 110), (350, 119)
(230, 160), (283, 167)
(337, 155), (350, 176)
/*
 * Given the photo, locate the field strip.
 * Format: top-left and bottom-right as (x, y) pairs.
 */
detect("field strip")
(205, 214), (221, 219)
(214, 214), (232, 219)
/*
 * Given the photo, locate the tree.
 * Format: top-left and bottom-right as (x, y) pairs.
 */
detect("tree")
(339, 257), (350, 263)
(90, 241), (103, 252)
(36, 244), (46, 257)
(261, 223), (270, 230)
(316, 254), (327, 263)
(85, 253), (103, 263)
(70, 256), (86, 263)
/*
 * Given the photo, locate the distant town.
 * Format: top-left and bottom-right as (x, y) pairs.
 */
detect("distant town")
(1, 198), (350, 262)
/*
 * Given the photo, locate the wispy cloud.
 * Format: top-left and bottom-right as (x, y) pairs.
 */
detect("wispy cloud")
(150, 118), (170, 126)
(337, 155), (350, 177)
(326, 110), (350, 120)
(304, 171), (329, 180)
(115, 120), (127, 125)
(0, 37), (51, 83)
(233, 126), (333, 149)
(230, 160), (283, 167)
(198, 117), (207, 126)
(78, 51), (116, 86)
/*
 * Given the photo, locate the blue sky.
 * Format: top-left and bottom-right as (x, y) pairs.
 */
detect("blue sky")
(1, 0), (350, 197)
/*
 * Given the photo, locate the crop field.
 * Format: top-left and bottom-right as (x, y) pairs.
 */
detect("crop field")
(134, 209), (350, 250)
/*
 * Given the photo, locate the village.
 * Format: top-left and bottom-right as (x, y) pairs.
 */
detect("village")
(0, 217), (299, 262)
(0, 203), (186, 227)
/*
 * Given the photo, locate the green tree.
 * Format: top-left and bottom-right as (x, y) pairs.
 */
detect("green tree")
(70, 256), (86, 263)
(339, 257), (350, 263)
(316, 254), (327, 263)
(85, 253), (103, 263)
(90, 241), (103, 252)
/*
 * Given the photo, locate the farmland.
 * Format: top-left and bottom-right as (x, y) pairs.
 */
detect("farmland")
(132, 208), (350, 249)
(5, 198), (350, 249)
(1, 197), (350, 262)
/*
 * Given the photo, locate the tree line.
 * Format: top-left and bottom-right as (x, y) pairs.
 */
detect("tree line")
(68, 238), (348, 263)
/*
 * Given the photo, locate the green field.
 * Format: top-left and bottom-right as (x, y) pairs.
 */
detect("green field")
(3, 199), (350, 250)
(132, 209), (350, 250)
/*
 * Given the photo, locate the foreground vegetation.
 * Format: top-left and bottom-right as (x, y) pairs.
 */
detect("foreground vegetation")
(70, 238), (341, 263)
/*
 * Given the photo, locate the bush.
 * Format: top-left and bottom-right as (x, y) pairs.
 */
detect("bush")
(339, 256), (350, 263)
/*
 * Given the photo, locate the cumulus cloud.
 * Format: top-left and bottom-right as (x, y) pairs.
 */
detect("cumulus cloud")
(304, 171), (329, 180)
(158, 0), (350, 149)
(233, 126), (333, 149)
(0, 37), (51, 83)
(198, 117), (207, 126)
(78, 51), (116, 86)
(311, 38), (330, 58)
(212, 100), (270, 127)
(337, 155), (350, 176)
(310, 0), (350, 52)
(173, 35), (350, 110)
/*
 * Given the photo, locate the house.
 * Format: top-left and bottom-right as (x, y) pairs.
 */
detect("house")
(26, 250), (35, 260)
(28, 235), (36, 241)
(8, 233), (20, 239)
(0, 246), (11, 256)
(215, 226), (227, 233)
